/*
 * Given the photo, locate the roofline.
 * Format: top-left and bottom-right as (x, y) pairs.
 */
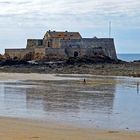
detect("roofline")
(46, 30), (80, 33)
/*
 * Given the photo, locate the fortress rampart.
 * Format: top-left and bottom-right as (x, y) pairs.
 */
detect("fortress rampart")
(5, 31), (117, 61)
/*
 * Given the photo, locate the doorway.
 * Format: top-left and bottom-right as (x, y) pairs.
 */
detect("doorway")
(74, 51), (79, 57)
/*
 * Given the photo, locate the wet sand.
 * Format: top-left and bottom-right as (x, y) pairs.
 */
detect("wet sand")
(0, 72), (140, 139)
(0, 72), (59, 81)
(0, 72), (81, 81)
(0, 117), (140, 140)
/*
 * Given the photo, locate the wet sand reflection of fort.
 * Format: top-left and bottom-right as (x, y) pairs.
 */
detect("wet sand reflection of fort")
(25, 79), (116, 114)
(1, 78), (116, 117)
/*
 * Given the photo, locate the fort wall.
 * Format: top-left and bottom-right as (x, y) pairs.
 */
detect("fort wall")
(5, 48), (34, 60)
(82, 38), (117, 60)
(60, 38), (117, 60)
(4, 31), (118, 61)
(26, 39), (43, 49)
(45, 48), (66, 60)
(34, 48), (46, 60)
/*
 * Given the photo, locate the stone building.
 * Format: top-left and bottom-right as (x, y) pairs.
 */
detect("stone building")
(5, 30), (117, 61)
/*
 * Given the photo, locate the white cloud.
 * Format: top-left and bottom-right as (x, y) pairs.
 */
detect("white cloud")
(0, 0), (139, 30)
(0, 0), (139, 29)
(0, 0), (139, 16)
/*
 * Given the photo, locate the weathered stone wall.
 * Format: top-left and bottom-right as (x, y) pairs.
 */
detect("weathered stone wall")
(64, 46), (87, 58)
(51, 39), (61, 48)
(60, 38), (117, 60)
(85, 47), (105, 57)
(34, 48), (46, 60)
(60, 39), (82, 48)
(5, 48), (34, 60)
(45, 48), (66, 60)
(26, 39), (43, 49)
(82, 38), (117, 60)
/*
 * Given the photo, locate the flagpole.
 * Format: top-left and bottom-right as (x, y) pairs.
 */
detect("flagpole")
(109, 21), (111, 38)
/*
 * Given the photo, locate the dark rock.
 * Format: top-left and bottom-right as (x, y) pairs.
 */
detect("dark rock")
(0, 60), (29, 66)
(65, 55), (118, 65)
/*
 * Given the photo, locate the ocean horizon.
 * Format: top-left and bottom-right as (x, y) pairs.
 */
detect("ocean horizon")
(117, 54), (140, 62)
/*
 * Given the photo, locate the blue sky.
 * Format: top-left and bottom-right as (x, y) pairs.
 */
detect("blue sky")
(0, 0), (140, 54)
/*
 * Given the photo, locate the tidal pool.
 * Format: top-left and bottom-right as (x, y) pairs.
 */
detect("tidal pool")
(0, 74), (140, 131)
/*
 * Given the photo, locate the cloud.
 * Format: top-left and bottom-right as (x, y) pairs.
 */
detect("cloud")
(0, 1), (11, 4)
(0, 0), (138, 15)
(0, 0), (139, 15)
(0, 0), (140, 29)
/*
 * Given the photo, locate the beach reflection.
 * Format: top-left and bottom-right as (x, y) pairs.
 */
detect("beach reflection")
(26, 83), (115, 113)
(0, 75), (140, 130)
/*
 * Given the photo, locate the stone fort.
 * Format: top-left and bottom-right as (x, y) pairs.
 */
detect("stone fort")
(5, 30), (117, 61)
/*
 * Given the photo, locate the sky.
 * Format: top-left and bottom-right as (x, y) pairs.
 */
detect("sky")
(0, 0), (140, 54)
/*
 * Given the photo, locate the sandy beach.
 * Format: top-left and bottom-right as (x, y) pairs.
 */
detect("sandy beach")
(0, 72), (140, 140)
(0, 117), (140, 140)
(0, 72), (62, 81)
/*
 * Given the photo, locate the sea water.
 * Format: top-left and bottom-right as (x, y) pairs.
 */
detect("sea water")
(117, 54), (140, 62)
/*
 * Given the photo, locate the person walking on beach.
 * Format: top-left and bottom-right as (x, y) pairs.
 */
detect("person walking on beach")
(83, 79), (86, 84)
(137, 82), (139, 93)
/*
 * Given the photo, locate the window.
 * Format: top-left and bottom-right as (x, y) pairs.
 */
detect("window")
(38, 40), (43, 46)
(48, 42), (50, 47)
